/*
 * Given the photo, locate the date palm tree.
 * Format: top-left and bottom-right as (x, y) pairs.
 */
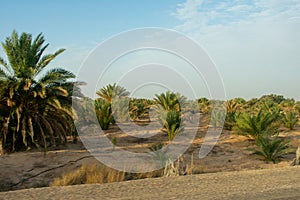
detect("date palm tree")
(129, 98), (153, 121)
(94, 98), (113, 130)
(197, 97), (211, 114)
(96, 83), (129, 103)
(252, 132), (290, 164)
(154, 91), (186, 112)
(0, 30), (76, 152)
(234, 109), (280, 139)
(154, 91), (185, 140)
(96, 83), (129, 125)
(282, 111), (298, 130)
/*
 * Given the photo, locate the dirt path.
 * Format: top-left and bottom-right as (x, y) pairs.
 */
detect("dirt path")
(1, 166), (300, 200)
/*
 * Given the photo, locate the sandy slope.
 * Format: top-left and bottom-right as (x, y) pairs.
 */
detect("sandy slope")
(1, 166), (300, 200)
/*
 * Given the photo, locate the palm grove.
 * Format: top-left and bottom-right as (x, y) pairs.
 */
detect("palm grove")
(0, 31), (299, 164)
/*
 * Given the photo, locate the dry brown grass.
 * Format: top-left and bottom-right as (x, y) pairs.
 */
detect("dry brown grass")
(50, 164), (125, 186)
(50, 164), (164, 187)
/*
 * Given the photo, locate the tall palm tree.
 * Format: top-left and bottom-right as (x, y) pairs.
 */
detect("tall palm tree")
(0, 30), (76, 152)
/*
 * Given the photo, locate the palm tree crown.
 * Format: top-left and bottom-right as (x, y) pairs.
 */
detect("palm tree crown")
(0, 30), (76, 152)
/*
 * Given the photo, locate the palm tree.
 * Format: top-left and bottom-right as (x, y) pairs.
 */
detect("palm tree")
(282, 111), (298, 130)
(96, 83), (129, 103)
(154, 91), (186, 112)
(226, 99), (240, 113)
(162, 110), (183, 141)
(252, 132), (290, 164)
(223, 99), (242, 130)
(153, 91), (185, 140)
(198, 97), (211, 114)
(129, 98), (153, 121)
(0, 30), (76, 152)
(96, 83), (129, 125)
(234, 109), (280, 139)
(94, 98), (113, 130)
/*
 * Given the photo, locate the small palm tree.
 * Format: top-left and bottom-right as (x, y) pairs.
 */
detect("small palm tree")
(111, 96), (131, 123)
(252, 132), (290, 164)
(96, 83), (129, 125)
(224, 111), (237, 130)
(198, 98), (211, 114)
(210, 110), (226, 128)
(96, 83), (129, 103)
(129, 98), (153, 121)
(282, 111), (298, 130)
(154, 92), (186, 130)
(226, 99), (240, 113)
(0, 30), (76, 152)
(94, 98), (113, 130)
(154, 91), (185, 112)
(162, 110), (183, 141)
(234, 110), (280, 139)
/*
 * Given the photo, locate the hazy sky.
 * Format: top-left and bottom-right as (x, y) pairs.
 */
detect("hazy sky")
(1, 0), (299, 100)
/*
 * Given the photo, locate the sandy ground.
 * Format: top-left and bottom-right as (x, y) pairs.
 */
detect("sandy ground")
(2, 166), (300, 200)
(0, 117), (300, 193)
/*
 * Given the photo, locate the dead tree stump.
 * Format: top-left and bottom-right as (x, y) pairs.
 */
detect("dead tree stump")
(291, 145), (300, 166)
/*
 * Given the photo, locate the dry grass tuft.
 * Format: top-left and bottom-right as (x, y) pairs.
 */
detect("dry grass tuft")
(50, 164), (125, 186)
(50, 164), (165, 187)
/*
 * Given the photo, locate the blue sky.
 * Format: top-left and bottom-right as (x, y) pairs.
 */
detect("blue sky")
(1, 0), (300, 100)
